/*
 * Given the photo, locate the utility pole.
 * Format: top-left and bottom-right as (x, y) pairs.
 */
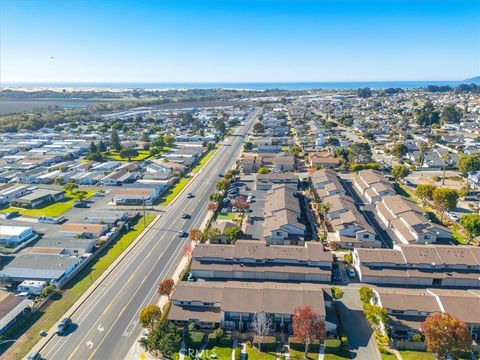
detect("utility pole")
(143, 197), (146, 228)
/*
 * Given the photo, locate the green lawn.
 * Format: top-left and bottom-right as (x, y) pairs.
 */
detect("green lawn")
(398, 351), (435, 360)
(217, 212), (236, 221)
(289, 348), (319, 360)
(0, 214), (156, 359)
(0, 189), (97, 218)
(246, 348), (277, 360)
(103, 150), (151, 161)
(158, 176), (192, 205)
(324, 354), (351, 360)
(191, 145), (220, 174)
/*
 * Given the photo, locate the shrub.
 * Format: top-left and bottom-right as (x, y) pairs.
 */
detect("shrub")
(411, 333), (422, 342)
(234, 348), (241, 360)
(41, 284), (55, 298)
(379, 346), (392, 355)
(246, 340), (252, 348)
(341, 336), (348, 346)
(324, 339), (342, 354)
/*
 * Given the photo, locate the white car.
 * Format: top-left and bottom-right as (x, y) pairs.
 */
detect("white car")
(447, 212), (460, 222)
(38, 216), (65, 224)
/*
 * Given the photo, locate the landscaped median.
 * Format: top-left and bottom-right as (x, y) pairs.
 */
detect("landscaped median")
(1, 214), (156, 360)
(0, 189), (97, 218)
(191, 145), (219, 174)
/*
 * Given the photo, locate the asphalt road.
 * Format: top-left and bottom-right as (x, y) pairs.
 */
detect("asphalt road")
(38, 113), (257, 360)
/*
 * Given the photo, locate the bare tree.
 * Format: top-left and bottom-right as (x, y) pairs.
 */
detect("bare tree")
(252, 312), (272, 352)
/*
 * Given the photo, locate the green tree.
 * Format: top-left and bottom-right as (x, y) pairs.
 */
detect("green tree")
(98, 140), (107, 152)
(331, 286), (344, 300)
(63, 183), (79, 193)
(111, 127), (122, 151)
(415, 101), (440, 128)
(202, 227), (221, 243)
(119, 147), (139, 161)
(433, 187), (459, 221)
(363, 303), (388, 331)
(74, 190), (88, 202)
(391, 164), (410, 181)
(243, 141), (254, 151)
(458, 153), (480, 175)
(214, 118), (226, 134)
(440, 105), (462, 124)
(349, 142), (372, 164)
(258, 167), (270, 174)
(163, 135), (175, 147)
(392, 143), (408, 158)
(216, 178), (230, 192)
(88, 141), (98, 154)
(289, 144), (303, 157)
(359, 286), (374, 304)
(139, 320), (181, 358)
(253, 122), (264, 133)
(460, 213), (480, 241)
(415, 184), (437, 205)
(139, 305), (162, 331)
(357, 87), (372, 98)
(209, 192), (224, 204)
(224, 227), (243, 244)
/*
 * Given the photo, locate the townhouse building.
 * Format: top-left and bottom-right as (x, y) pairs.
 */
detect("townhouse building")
(353, 244), (480, 287)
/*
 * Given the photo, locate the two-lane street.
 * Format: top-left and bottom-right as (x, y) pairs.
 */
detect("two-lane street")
(37, 112), (257, 360)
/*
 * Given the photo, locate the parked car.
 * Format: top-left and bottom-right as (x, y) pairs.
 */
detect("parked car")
(74, 201), (89, 208)
(5, 211), (19, 219)
(347, 268), (356, 278)
(447, 212), (460, 222)
(178, 230), (188, 238)
(38, 216), (65, 224)
(56, 317), (72, 335)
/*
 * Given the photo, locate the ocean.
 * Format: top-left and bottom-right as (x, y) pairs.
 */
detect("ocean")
(1, 81), (465, 91)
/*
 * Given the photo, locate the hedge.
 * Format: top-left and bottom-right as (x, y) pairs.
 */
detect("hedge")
(324, 339), (342, 354)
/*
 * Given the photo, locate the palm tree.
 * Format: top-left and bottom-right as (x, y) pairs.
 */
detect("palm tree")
(317, 202), (331, 233)
(441, 153), (451, 185)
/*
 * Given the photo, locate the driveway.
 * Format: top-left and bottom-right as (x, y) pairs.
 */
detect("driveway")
(336, 287), (381, 360)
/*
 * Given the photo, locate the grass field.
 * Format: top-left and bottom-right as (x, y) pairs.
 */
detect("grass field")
(0, 189), (97, 218)
(398, 351), (435, 360)
(0, 214), (156, 359)
(246, 348), (277, 359)
(158, 176), (192, 205)
(217, 212), (236, 221)
(192, 147), (218, 174)
(103, 150), (151, 161)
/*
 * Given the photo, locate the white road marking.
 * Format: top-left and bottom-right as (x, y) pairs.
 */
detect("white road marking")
(86, 341), (93, 349)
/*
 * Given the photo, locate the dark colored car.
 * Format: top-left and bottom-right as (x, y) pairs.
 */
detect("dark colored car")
(186, 192), (194, 199)
(178, 230), (188, 238)
(56, 317), (72, 335)
(74, 201), (89, 208)
(5, 211), (19, 219)
(27, 352), (41, 360)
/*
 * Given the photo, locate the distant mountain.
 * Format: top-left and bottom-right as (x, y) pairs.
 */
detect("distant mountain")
(462, 76), (480, 83)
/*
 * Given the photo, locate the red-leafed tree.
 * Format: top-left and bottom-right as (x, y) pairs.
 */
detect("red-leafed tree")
(189, 228), (202, 243)
(422, 313), (472, 360)
(292, 305), (326, 358)
(182, 243), (193, 259)
(233, 196), (250, 211)
(158, 278), (175, 298)
(207, 201), (218, 211)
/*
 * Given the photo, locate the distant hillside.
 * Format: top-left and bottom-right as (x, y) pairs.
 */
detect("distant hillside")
(462, 76), (480, 83)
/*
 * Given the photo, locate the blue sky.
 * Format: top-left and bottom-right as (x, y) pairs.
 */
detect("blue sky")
(1, 0), (478, 83)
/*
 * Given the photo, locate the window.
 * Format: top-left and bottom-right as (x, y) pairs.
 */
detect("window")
(362, 234), (370, 239)
(276, 231), (282, 236)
